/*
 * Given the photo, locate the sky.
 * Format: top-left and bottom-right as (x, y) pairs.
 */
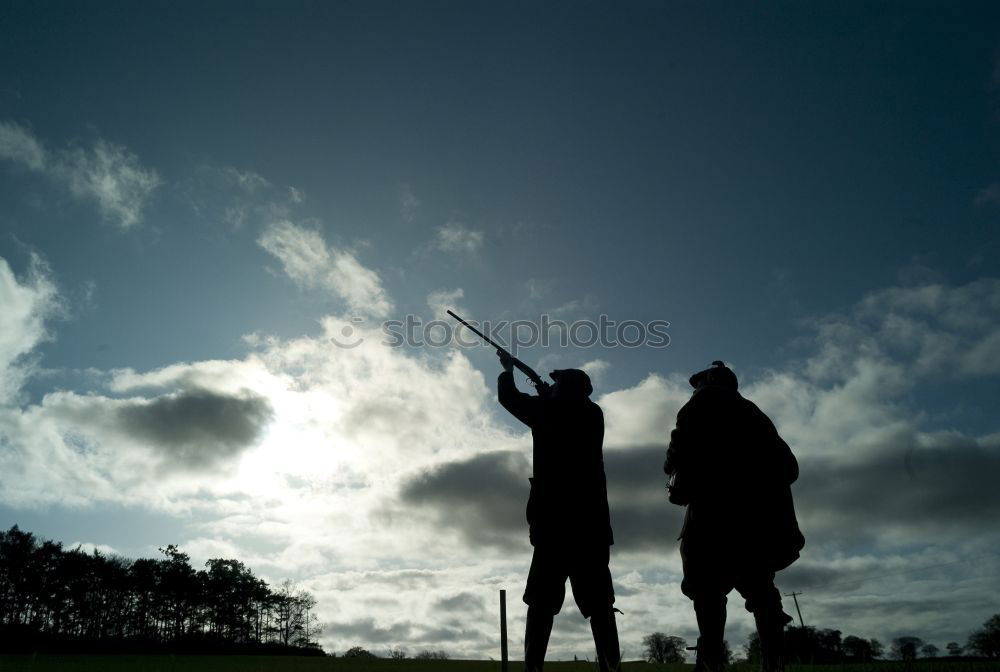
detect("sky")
(2, 0), (1000, 660)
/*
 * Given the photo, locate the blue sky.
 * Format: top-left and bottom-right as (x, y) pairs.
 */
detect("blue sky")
(2, 1), (1000, 659)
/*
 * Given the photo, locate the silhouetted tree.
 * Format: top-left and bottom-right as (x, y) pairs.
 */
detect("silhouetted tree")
(843, 635), (877, 662)
(0, 525), (323, 655)
(642, 632), (686, 663)
(745, 631), (761, 664)
(783, 626), (845, 664)
(946, 641), (963, 656)
(921, 643), (940, 658)
(870, 638), (884, 659)
(414, 649), (449, 659)
(750, 628), (882, 665)
(344, 646), (376, 658)
(387, 646), (407, 659)
(967, 614), (1000, 659)
(892, 636), (924, 661)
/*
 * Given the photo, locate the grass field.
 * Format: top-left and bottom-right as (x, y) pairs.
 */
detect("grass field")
(1, 657), (998, 672)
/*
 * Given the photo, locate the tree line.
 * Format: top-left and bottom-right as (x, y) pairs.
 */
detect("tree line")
(0, 525), (323, 655)
(644, 613), (1000, 665)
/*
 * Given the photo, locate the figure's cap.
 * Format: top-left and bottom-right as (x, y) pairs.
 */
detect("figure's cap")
(689, 360), (738, 390)
(549, 368), (593, 397)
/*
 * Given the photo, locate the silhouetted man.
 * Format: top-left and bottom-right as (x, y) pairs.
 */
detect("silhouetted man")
(664, 361), (804, 672)
(497, 351), (619, 672)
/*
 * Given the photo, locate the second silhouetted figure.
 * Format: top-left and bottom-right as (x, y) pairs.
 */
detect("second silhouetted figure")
(665, 361), (804, 672)
(497, 351), (619, 672)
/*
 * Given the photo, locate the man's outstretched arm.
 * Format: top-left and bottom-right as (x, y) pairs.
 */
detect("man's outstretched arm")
(497, 351), (540, 427)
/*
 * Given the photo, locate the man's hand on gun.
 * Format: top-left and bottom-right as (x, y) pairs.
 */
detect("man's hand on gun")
(497, 349), (515, 373)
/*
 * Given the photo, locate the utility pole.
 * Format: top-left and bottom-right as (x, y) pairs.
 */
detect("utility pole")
(784, 591), (805, 628)
(500, 589), (509, 672)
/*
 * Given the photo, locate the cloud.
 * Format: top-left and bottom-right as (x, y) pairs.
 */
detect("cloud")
(427, 288), (464, 318)
(792, 430), (1000, 546)
(0, 120), (45, 170)
(115, 388), (274, 470)
(399, 183), (419, 223)
(0, 120), (161, 230)
(221, 166), (270, 192)
(433, 222), (484, 255)
(432, 591), (486, 613)
(400, 451), (530, 548)
(2, 248), (999, 657)
(57, 140), (162, 230)
(0, 254), (62, 404)
(801, 279), (1000, 384)
(598, 373), (689, 447)
(0, 386), (274, 510)
(69, 541), (118, 556)
(328, 617), (413, 644)
(258, 220), (393, 317)
(400, 445), (683, 552)
(182, 164), (305, 232)
(580, 359), (610, 387)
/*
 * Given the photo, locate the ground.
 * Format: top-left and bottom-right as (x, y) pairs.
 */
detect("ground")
(1, 657), (998, 672)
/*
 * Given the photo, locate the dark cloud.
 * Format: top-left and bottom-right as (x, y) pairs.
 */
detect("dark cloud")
(400, 431), (1000, 563)
(400, 451), (530, 547)
(817, 592), (1000, 635)
(329, 617), (412, 644)
(400, 446), (684, 552)
(604, 445), (684, 551)
(778, 563), (848, 591)
(795, 432), (1000, 542)
(318, 569), (442, 592)
(432, 591), (486, 613)
(117, 388), (273, 469)
(417, 624), (489, 643)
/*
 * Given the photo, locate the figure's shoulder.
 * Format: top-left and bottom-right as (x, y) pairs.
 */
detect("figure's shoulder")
(740, 395), (773, 420)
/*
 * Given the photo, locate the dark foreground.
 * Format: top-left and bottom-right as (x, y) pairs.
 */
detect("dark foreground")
(2, 657), (999, 672)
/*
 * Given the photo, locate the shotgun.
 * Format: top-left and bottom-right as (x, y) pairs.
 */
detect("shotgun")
(446, 310), (549, 392)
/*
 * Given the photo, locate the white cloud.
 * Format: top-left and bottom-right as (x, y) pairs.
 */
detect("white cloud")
(185, 164), (307, 232)
(258, 220), (393, 317)
(427, 288), (464, 318)
(0, 120), (161, 230)
(56, 140), (162, 230)
(580, 358), (610, 386)
(221, 166), (270, 192)
(0, 254), (62, 404)
(399, 183), (419, 223)
(68, 541), (119, 556)
(0, 120), (46, 171)
(433, 222), (484, 255)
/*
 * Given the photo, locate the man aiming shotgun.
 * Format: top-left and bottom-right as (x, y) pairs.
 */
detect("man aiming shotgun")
(447, 311), (620, 672)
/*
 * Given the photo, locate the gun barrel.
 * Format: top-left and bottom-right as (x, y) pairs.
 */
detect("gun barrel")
(446, 310), (505, 352)
(446, 310), (547, 389)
